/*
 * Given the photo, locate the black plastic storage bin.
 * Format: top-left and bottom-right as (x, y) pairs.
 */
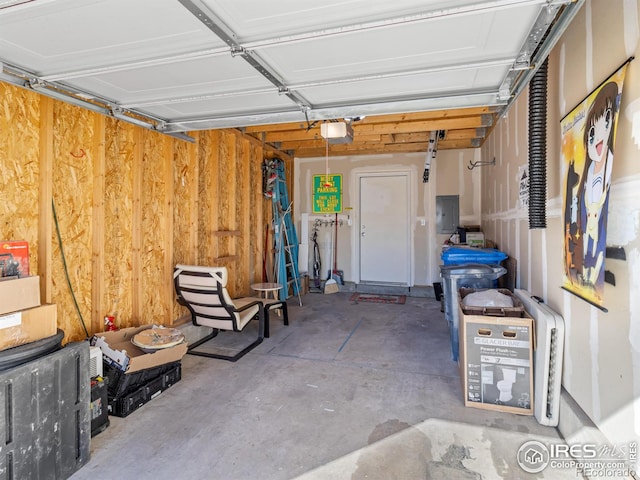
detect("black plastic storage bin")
(0, 328), (64, 371)
(109, 362), (182, 417)
(103, 359), (182, 398)
(0, 342), (91, 479)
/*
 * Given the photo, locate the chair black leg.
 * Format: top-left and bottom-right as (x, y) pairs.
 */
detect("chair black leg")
(280, 302), (289, 326)
(187, 310), (265, 362)
(264, 310), (270, 338)
(263, 302), (289, 334)
(187, 329), (219, 350)
(187, 337), (264, 362)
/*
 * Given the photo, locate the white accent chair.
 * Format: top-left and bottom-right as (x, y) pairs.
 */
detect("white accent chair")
(173, 265), (265, 361)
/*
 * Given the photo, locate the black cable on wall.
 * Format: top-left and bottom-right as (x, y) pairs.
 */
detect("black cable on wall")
(528, 57), (548, 229)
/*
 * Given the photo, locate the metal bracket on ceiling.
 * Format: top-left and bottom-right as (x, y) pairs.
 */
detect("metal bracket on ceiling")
(498, 87), (512, 102)
(514, 57), (532, 70)
(111, 107), (195, 142)
(230, 46), (246, 58)
(497, 0), (585, 117)
(27, 77), (46, 90)
(110, 106), (156, 130)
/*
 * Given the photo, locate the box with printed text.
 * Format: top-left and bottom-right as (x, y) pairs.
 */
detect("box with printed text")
(0, 241), (30, 278)
(459, 305), (534, 415)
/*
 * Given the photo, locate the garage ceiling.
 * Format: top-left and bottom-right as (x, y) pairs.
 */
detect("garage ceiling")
(0, 0), (583, 156)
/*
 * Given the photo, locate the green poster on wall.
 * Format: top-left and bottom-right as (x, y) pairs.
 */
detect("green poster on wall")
(313, 174), (342, 213)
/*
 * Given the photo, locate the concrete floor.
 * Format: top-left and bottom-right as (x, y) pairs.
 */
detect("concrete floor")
(71, 292), (575, 480)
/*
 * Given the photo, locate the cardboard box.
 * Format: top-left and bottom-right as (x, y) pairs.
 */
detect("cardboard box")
(92, 326), (187, 374)
(459, 288), (525, 318)
(0, 241), (30, 277)
(0, 303), (57, 350)
(300, 274), (309, 295)
(459, 304), (534, 415)
(0, 276), (40, 315)
(465, 232), (485, 248)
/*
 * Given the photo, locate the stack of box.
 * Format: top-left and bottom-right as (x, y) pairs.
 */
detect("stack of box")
(0, 275), (58, 355)
(458, 288), (534, 415)
(92, 326), (187, 417)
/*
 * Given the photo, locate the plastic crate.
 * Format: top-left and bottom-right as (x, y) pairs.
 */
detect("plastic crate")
(441, 247), (507, 266)
(103, 359), (182, 398)
(459, 288), (525, 318)
(0, 342), (90, 478)
(109, 363), (182, 417)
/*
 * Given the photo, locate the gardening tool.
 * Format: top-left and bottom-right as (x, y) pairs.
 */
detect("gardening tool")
(312, 222), (322, 290)
(324, 220), (339, 294)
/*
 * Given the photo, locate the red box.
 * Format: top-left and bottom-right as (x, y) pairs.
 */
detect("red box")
(0, 241), (30, 277)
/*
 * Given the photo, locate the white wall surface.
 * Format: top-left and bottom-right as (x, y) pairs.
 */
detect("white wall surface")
(481, 0), (640, 452)
(293, 150), (482, 287)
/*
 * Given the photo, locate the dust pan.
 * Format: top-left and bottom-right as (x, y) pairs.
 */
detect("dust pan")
(324, 278), (339, 294)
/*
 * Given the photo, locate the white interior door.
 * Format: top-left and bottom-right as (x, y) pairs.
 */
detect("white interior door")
(359, 174), (410, 285)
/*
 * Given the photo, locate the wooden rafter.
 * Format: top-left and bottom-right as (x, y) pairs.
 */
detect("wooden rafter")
(243, 106), (498, 157)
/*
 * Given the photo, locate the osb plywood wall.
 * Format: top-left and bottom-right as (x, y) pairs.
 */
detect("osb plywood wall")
(0, 82), (288, 343)
(0, 85), (40, 273)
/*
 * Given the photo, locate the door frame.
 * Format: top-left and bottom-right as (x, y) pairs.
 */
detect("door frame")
(355, 170), (413, 286)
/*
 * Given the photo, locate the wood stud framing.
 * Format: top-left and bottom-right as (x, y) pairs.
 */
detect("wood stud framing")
(1, 82), (284, 342)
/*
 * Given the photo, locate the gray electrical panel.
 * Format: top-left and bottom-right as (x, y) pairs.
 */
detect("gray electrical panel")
(436, 195), (459, 234)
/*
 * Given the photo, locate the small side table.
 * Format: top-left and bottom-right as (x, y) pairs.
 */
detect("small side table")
(250, 283), (285, 338)
(250, 282), (282, 300)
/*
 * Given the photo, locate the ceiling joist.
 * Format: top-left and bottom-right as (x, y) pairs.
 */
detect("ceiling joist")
(244, 107), (493, 157)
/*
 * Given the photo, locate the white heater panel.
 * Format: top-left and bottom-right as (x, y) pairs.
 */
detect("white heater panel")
(89, 345), (103, 379)
(514, 289), (565, 427)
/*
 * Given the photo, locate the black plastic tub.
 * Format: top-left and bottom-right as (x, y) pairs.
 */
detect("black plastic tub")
(0, 329), (64, 371)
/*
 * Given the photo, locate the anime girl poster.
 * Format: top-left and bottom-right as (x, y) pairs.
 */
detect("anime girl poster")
(561, 62), (629, 309)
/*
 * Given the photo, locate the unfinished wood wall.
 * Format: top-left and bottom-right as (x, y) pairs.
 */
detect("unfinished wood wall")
(0, 85), (40, 274)
(0, 82), (289, 343)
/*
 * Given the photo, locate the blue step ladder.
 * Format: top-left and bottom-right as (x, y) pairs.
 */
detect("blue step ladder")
(266, 158), (302, 305)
